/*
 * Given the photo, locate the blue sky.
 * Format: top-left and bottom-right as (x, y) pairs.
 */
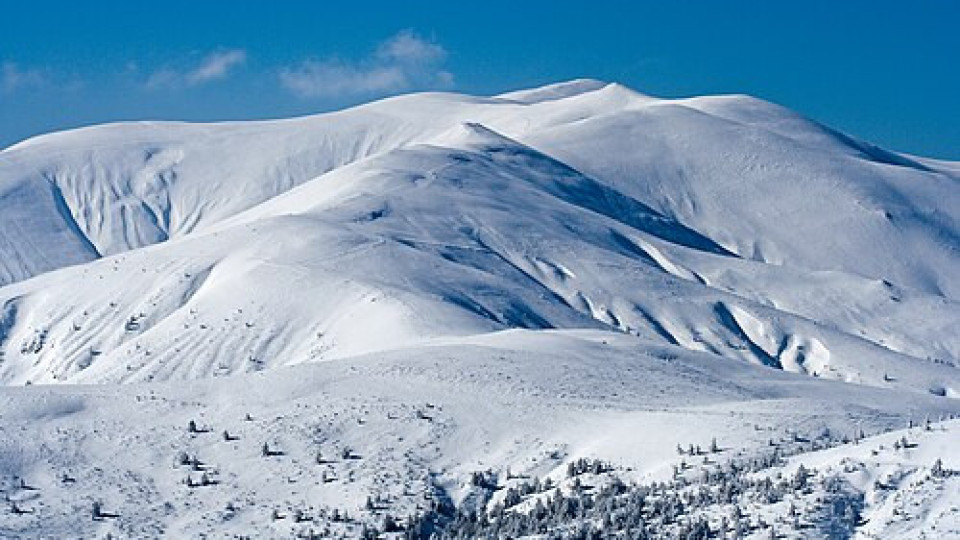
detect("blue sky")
(1, 1), (957, 158)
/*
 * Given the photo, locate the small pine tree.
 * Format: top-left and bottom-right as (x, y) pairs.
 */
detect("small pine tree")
(932, 458), (945, 478)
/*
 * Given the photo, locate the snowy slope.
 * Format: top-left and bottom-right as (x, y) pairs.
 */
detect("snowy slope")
(0, 331), (958, 538)
(519, 92), (959, 298)
(781, 419), (960, 538)
(0, 81), (638, 286)
(0, 113), (425, 285)
(0, 121), (955, 396)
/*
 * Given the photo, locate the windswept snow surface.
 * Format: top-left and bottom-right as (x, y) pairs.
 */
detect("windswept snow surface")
(0, 332), (958, 538)
(0, 80), (958, 538)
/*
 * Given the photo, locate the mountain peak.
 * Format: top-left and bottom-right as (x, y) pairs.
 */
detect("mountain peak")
(429, 121), (520, 149)
(495, 78), (611, 104)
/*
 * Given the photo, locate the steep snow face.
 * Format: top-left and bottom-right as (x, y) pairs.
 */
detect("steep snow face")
(0, 173), (101, 284)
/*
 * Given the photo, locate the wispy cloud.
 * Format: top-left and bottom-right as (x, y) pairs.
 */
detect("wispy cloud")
(146, 48), (247, 89)
(279, 30), (453, 99)
(376, 30), (446, 65)
(186, 49), (247, 84)
(1, 62), (45, 93)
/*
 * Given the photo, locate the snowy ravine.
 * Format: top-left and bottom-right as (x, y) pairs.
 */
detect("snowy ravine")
(0, 80), (958, 538)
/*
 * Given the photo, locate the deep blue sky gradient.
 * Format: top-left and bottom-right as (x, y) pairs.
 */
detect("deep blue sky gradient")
(1, 1), (957, 158)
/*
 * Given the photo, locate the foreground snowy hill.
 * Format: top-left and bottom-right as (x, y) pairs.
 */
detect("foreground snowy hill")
(1, 331), (958, 538)
(0, 80), (958, 538)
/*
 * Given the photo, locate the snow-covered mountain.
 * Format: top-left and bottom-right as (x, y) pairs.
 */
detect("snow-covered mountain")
(0, 80), (957, 538)
(3, 81), (956, 292)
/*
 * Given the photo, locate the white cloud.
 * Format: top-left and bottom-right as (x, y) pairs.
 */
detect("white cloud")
(186, 49), (247, 84)
(280, 61), (406, 98)
(1, 62), (44, 93)
(145, 68), (180, 89)
(146, 48), (246, 89)
(376, 30), (446, 64)
(280, 30), (452, 99)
